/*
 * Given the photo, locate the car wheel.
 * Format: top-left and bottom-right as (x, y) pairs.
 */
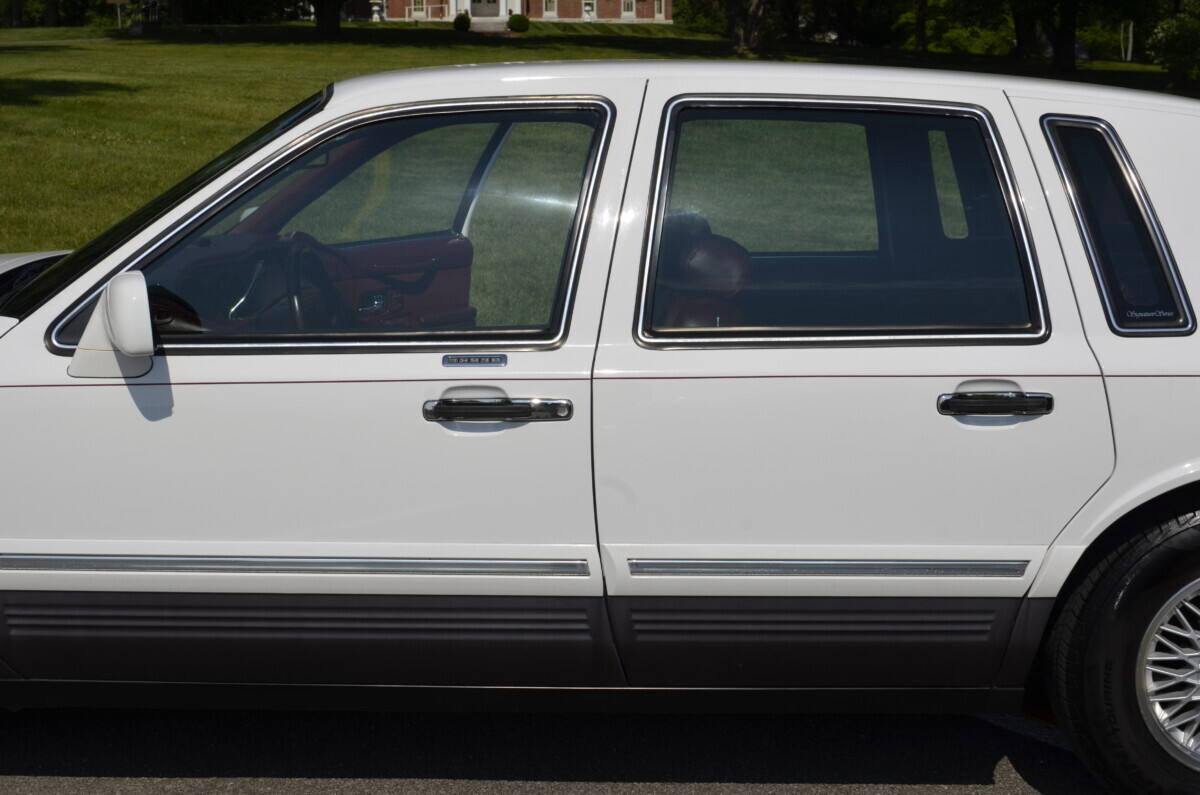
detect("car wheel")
(1049, 507), (1200, 794)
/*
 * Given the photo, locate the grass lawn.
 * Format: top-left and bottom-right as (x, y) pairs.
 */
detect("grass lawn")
(0, 21), (1183, 254)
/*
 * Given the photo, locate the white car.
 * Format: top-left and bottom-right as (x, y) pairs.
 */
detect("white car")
(3, 61), (1199, 794)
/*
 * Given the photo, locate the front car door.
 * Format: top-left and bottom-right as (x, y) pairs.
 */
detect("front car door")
(0, 74), (642, 688)
(593, 73), (1115, 700)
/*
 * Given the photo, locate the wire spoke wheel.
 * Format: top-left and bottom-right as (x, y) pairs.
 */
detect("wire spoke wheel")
(1139, 579), (1200, 769)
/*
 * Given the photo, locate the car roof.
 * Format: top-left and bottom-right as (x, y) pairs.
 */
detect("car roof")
(325, 60), (1200, 117)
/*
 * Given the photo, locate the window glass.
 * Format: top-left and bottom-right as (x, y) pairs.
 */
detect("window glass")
(646, 105), (1038, 340)
(283, 123), (493, 244)
(929, 130), (968, 239)
(59, 108), (602, 346)
(1045, 118), (1192, 334)
(668, 118), (877, 252)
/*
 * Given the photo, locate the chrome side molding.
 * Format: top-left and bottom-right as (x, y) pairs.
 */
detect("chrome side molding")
(627, 559), (1029, 578)
(0, 555), (590, 577)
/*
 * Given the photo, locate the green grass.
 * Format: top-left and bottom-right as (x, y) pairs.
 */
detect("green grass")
(0, 22), (1187, 255)
(0, 22), (726, 254)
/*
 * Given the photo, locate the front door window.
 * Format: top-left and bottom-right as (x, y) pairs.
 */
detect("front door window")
(57, 106), (608, 350)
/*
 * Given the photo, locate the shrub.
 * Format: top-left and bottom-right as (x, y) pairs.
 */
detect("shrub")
(507, 13), (529, 33)
(453, 12), (470, 31)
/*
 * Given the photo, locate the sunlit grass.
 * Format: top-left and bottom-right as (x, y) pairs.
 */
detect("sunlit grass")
(0, 23), (725, 254)
(0, 22), (1179, 256)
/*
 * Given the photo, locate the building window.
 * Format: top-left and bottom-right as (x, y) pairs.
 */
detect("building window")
(655, 0), (663, 14)
(544, 0), (556, 13)
(622, 0), (633, 13)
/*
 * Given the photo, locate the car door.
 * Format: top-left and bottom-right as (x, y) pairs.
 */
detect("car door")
(0, 82), (641, 688)
(592, 74), (1115, 692)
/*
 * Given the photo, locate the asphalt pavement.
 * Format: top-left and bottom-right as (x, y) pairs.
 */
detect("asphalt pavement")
(0, 709), (1105, 794)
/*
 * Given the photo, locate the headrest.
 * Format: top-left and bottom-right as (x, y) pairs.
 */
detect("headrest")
(679, 234), (751, 298)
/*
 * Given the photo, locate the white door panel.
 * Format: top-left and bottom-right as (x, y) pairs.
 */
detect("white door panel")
(593, 77), (1115, 598)
(0, 348), (602, 595)
(0, 82), (645, 599)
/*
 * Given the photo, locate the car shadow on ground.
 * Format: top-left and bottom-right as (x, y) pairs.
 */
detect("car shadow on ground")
(0, 709), (1101, 792)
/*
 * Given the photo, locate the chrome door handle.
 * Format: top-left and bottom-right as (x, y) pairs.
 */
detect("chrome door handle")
(937, 392), (1054, 416)
(422, 398), (573, 423)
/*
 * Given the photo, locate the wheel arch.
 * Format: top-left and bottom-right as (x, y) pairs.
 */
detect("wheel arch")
(1019, 477), (1200, 694)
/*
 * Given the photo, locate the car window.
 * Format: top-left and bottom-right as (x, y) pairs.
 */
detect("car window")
(1042, 116), (1193, 335)
(642, 102), (1042, 342)
(57, 106), (606, 348)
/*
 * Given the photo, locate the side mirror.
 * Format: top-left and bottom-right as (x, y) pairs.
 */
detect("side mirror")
(67, 271), (155, 378)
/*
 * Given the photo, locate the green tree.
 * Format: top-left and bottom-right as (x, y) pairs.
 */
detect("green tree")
(726, 0), (770, 54)
(1149, 0), (1200, 88)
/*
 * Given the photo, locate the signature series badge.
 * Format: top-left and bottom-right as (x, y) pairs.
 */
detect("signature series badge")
(442, 354), (508, 367)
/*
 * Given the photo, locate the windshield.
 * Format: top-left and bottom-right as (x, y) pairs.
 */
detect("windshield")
(0, 87), (330, 320)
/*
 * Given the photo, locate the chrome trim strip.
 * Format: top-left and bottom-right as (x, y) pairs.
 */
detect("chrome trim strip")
(1040, 114), (1194, 335)
(635, 95), (1048, 347)
(627, 559), (1029, 578)
(0, 555), (590, 576)
(49, 95), (615, 355)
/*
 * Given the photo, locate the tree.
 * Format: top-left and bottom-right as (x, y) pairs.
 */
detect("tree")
(312, 0), (342, 40)
(1042, 0), (1081, 70)
(1009, 0), (1039, 57)
(1149, 0), (1200, 89)
(914, 0), (927, 52)
(726, 0), (770, 55)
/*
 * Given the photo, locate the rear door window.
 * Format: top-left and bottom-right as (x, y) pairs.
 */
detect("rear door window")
(640, 100), (1044, 344)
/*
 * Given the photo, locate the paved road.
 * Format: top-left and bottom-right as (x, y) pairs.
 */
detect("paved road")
(0, 709), (1103, 794)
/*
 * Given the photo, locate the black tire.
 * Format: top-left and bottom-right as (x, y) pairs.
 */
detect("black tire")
(1049, 507), (1200, 794)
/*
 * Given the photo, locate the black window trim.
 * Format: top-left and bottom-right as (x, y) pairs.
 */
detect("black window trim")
(635, 94), (1050, 349)
(46, 95), (616, 356)
(1040, 114), (1195, 337)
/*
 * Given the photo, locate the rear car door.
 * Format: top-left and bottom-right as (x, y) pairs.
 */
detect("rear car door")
(0, 79), (642, 687)
(592, 73), (1115, 693)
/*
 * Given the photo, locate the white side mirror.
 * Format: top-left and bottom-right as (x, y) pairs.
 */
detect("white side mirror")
(67, 272), (154, 379)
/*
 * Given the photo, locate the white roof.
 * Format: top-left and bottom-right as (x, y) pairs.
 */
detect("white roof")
(325, 60), (1200, 116)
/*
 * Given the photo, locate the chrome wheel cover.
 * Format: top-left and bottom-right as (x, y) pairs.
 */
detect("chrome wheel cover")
(1138, 578), (1200, 770)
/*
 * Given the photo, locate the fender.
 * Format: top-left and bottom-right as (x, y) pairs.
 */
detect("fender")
(1031, 459), (1200, 599)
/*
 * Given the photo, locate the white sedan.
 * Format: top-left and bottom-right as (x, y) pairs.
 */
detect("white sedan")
(3, 61), (1200, 795)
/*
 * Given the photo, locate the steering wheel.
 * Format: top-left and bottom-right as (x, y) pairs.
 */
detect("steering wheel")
(283, 232), (347, 332)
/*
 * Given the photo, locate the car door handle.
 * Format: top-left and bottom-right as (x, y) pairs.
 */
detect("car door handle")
(422, 398), (573, 423)
(937, 392), (1054, 416)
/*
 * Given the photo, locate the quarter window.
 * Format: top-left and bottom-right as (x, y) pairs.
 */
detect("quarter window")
(642, 101), (1042, 342)
(57, 106), (607, 348)
(1043, 116), (1193, 335)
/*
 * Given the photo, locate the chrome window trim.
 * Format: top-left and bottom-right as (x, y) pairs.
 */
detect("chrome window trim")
(1040, 114), (1194, 336)
(635, 95), (1048, 348)
(0, 554), (591, 577)
(47, 95), (615, 355)
(627, 559), (1029, 578)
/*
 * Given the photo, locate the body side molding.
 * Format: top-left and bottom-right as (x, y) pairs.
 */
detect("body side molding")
(0, 555), (590, 577)
(627, 559), (1029, 578)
